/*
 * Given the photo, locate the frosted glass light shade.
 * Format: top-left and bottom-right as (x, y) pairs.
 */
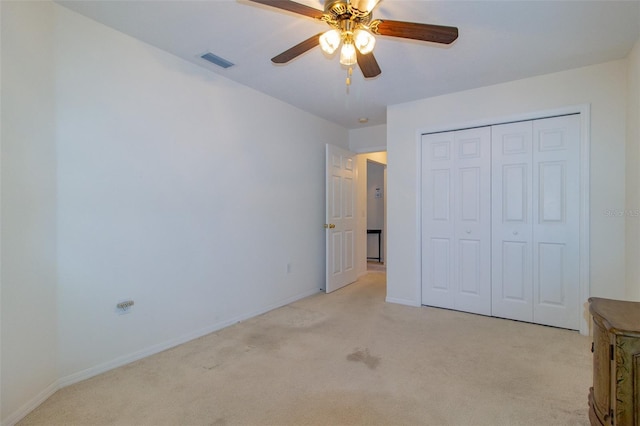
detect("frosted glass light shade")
(319, 29), (341, 54)
(354, 29), (376, 54)
(340, 42), (357, 66)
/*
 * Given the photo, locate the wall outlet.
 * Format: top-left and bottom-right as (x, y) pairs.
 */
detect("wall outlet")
(116, 299), (134, 315)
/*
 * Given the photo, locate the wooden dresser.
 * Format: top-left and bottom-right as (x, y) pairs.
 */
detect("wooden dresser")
(589, 297), (640, 425)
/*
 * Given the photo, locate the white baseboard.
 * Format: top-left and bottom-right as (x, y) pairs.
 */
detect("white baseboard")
(385, 296), (421, 307)
(2, 381), (58, 426)
(59, 286), (320, 388)
(4, 287), (320, 426)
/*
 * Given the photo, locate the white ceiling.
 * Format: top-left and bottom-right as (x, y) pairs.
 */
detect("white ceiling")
(56, 0), (640, 129)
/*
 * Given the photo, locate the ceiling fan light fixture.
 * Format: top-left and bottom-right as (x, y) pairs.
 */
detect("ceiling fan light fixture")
(353, 28), (376, 54)
(248, 0), (459, 86)
(340, 42), (357, 66)
(319, 29), (341, 55)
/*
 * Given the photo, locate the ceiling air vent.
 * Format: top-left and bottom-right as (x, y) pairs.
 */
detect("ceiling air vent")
(200, 52), (234, 69)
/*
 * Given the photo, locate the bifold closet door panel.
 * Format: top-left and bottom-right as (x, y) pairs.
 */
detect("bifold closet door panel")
(491, 121), (534, 322)
(421, 132), (455, 308)
(532, 114), (580, 330)
(453, 127), (491, 316)
(421, 128), (491, 315)
(491, 115), (580, 329)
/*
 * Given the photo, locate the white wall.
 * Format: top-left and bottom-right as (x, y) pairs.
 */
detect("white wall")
(367, 162), (385, 230)
(2, 2), (348, 424)
(54, 2), (348, 377)
(626, 37), (640, 301)
(387, 60), (628, 308)
(1, 1), (59, 423)
(349, 124), (387, 153)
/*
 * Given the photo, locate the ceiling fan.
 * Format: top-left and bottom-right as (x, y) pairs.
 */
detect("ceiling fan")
(247, 0), (458, 83)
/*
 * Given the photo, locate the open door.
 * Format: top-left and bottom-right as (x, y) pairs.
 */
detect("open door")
(325, 144), (357, 293)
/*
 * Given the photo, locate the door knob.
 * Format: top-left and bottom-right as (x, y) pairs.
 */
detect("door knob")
(513, 231), (519, 235)
(324, 224), (336, 229)
(466, 229), (471, 234)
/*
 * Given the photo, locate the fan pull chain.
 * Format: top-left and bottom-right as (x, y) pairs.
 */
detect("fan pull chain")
(346, 66), (353, 93)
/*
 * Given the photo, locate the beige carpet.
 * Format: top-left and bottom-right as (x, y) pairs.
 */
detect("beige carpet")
(19, 273), (592, 425)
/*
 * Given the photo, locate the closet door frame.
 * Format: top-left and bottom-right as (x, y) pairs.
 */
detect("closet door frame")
(417, 104), (591, 335)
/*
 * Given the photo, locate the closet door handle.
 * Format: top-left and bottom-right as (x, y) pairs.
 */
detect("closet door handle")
(512, 231), (519, 235)
(466, 229), (471, 234)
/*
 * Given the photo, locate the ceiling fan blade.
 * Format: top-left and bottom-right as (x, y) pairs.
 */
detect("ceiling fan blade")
(374, 20), (458, 44)
(356, 50), (381, 78)
(271, 33), (322, 64)
(349, 0), (381, 15)
(246, 0), (324, 19)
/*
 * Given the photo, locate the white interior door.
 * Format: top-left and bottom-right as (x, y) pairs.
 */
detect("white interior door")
(491, 121), (534, 322)
(326, 144), (357, 293)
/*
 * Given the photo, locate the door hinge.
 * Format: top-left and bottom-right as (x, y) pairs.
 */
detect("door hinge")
(591, 342), (594, 353)
(610, 408), (614, 422)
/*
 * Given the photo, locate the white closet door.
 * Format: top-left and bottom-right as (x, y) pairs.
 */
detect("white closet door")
(491, 115), (580, 330)
(423, 114), (581, 329)
(453, 128), (492, 315)
(421, 128), (491, 315)
(491, 121), (534, 321)
(421, 132), (455, 308)
(532, 114), (580, 329)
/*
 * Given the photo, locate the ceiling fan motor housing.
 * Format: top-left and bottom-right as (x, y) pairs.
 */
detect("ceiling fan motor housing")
(324, 0), (349, 17)
(323, 0), (373, 29)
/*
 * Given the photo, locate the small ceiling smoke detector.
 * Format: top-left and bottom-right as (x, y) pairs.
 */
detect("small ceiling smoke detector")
(201, 52), (234, 69)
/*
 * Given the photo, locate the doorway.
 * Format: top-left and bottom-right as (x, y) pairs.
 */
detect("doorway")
(355, 151), (387, 277)
(366, 160), (386, 273)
